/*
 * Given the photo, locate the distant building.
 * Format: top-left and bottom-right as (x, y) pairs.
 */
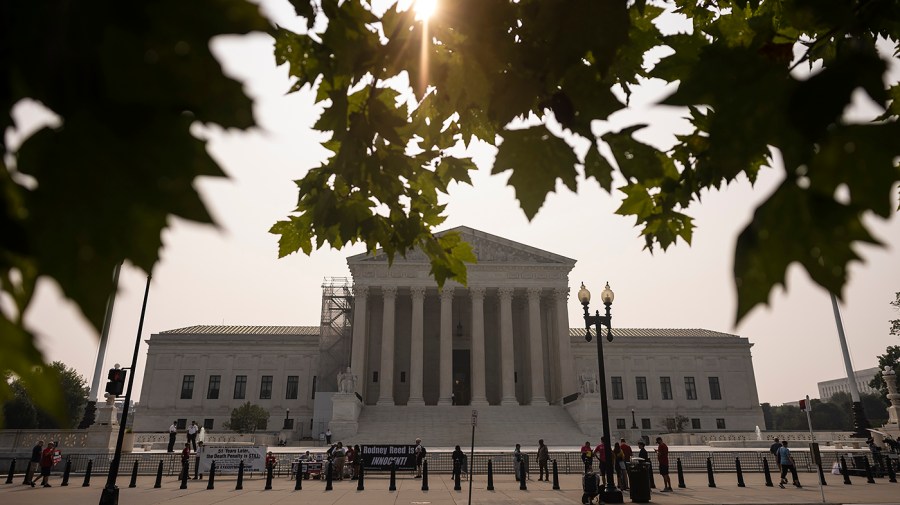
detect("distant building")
(817, 367), (880, 400)
(134, 226), (765, 444)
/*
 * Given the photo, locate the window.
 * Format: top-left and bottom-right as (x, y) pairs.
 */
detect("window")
(234, 375), (247, 399)
(635, 377), (648, 400)
(616, 418), (626, 429)
(180, 375), (195, 399)
(373, 371), (379, 383)
(207, 375), (221, 399)
(709, 377), (722, 400)
(685, 377), (697, 400)
(641, 418), (651, 430)
(401, 371), (406, 383)
(260, 375), (273, 399)
(691, 418), (701, 430)
(286, 376), (299, 400)
(203, 418), (214, 430)
(660, 377), (673, 400)
(716, 418), (726, 429)
(176, 419), (187, 429)
(611, 376), (624, 400)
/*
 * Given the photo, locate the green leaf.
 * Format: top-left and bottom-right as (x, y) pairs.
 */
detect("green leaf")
(583, 144), (614, 191)
(492, 126), (579, 220)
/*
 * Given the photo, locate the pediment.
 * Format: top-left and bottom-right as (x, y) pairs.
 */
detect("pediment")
(347, 226), (575, 266)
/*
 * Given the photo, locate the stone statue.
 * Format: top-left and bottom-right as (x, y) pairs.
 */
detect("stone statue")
(579, 373), (598, 394)
(338, 367), (357, 394)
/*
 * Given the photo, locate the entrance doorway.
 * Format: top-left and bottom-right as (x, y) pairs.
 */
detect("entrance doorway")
(452, 350), (471, 405)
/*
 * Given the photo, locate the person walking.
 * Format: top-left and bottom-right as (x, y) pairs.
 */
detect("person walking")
(777, 440), (801, 488)
(352, 445), (362, 480)
(656, 437), (673, 492)
(187, 421), (199, 452)
(24, 440), (43, 486)
(414, 438), (426, 478)
(537, 439), (550, 481)
(769, 437), (782, 474)
(167, 421), (178, 452)
(38, 442), (56, 487)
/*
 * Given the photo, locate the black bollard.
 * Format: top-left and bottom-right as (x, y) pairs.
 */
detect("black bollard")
(5, 458), (14, 484)
(864, 457), (875, 484)
(735, 458), (745, 487)
(762, 458), (773, 487)
(818, 460), (827, 486)
(676, 458), (686, 488)
(154, 460), (163, 488)
(61, 458), (72, 486)
(180, 461), (188, 489)
(552, 459), (560, 490)
(887, 455), (897, 483)
(421, 459), (429, 491)
(454, 460), (461, 491)
(207, 461), (216, 490)
(236, 460), (244, 490)
(487, 459), (494, 491)
(840, 456), (851, 485)
(706, 457), (716, 488)
(129, 460), (139, 488)
(22, 458), (30, 485)
(325, 460), (333, 491)
(389, 460), (396, 491)
(294, 462), (302, 491)
(265, 464), (273, 490)
(356, 461), (364, 491)
(648, 461), (656, 489)
(194, 456), (200, 480)
(519, 460), (527, 490)
(83, 459), (93, 487)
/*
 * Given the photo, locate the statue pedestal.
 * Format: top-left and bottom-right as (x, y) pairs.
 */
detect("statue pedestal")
(330, 393), (363, 439)
(84, 397), (120, 451)
(564, 394), (603, 438)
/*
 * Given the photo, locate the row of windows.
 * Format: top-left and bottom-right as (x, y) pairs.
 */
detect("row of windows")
(610, 376), (721, 401)
(613, 417), (727, 430)
(180, 374), (312, 400)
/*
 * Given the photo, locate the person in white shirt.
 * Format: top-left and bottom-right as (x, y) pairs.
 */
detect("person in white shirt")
(167, 421), (178, 452)
(187, 421), (199, 452)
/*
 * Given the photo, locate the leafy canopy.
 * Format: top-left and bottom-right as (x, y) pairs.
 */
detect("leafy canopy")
(869, 344), (900, 398)
(2, 362), (89, 429)
(272, 0), (900, 323)
(0, 1), (268, 425)
(224, 401), (270, 434)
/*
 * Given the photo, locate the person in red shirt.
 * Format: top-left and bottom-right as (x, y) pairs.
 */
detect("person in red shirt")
(656, 437), (673, 491)
(619, 439), (633, 490)
(39, 442), (56, 487)
(594, 437), (609, 486)
(580, 441), (593, 473)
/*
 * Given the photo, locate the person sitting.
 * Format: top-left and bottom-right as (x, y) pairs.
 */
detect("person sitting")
(582, 468), (601, 504)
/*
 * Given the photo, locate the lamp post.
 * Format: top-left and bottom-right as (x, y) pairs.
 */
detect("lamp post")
(631, 409), (638, 429)
(578, 281), (622, 504)
(284, 409), (292, 430)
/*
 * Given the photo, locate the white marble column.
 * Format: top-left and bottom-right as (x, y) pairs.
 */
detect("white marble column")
(438, 287), (454, 405)
(554, 287), (576, 400)
(350, 285), (369, 395)
(377, 286), (397, 406)
(470, 287), (488, 406)
(408, 286), (426, 405)
(498, 287), (518, 405)
(527, 287), (548, 405)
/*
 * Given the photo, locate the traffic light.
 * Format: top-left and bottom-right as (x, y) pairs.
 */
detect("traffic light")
(799, 398), (808, 411)
(105, 368), (127, 397)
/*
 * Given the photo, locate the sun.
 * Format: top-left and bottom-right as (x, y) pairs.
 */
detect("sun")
(414, 0), (438, 21)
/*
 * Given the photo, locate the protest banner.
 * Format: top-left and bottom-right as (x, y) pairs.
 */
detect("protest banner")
(199, 445), (266, 474)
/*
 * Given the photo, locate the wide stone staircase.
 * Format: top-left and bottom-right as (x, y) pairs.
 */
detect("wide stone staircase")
(344, 404), (589, 448)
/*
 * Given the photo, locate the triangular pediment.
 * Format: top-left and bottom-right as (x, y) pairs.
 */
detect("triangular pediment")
(347, 226), (575, 266)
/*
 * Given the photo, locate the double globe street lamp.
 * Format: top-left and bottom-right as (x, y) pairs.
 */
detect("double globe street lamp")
(577, 281), (623, 504)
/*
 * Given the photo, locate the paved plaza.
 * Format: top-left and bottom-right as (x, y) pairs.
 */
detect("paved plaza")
(2, 471), (899, 505)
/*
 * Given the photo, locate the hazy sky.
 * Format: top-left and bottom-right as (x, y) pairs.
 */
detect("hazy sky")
(15, 1), (900, 408)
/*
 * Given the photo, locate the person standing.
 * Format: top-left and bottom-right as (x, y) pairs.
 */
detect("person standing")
(333, 442), (346, 480)
(513, 443), (524, 482)
(637, 441), (648, 460)
(581, 441), (593, 473)
(656, 437), (673, 492)
(620, 439), (632, 490)
(180, 443), (191, 480)
(537, 439), (550, 481)
(187, 421), (199, 452)
(777, 440), (801, 488)
(353, 445), (362, 480)
(593, 437), (608, 486)
(24, 440), (43, 486)
(38, 442), (56, 487)
(325, 428), (332, 444)
(452, 445), (465, 480)
(167, 421), (178, 452)
(414, 438), (426, 478)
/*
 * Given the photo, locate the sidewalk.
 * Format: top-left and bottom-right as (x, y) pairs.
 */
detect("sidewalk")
(2, 471), (898, 505)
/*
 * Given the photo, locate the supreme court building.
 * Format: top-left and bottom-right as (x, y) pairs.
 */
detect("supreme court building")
(135, 227), (764, 444)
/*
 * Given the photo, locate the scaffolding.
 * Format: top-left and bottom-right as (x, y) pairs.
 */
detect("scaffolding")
(317, 277), (354, 392)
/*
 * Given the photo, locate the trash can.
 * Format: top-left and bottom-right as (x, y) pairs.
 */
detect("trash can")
(627, 460), (651, 503)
